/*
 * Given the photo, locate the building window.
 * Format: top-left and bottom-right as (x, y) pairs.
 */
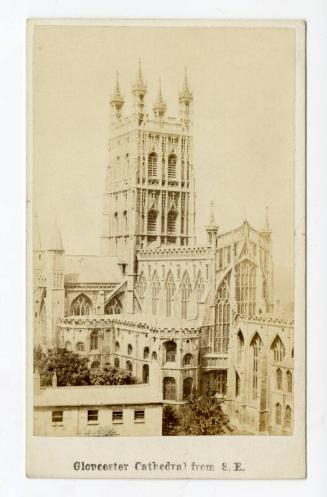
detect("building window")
(183, 377), (193, 400)
(276, 368), (283, 390)
(181, 272), (191, 319)
(87, 410), (98, 423)
(214, 274), (230, 353)
(165, 341), (177, 363)
(168, 154), (177, 179)
(112, 410), (123, 423)
(142, 364), (149, 383)
(52, 410), (63, 423)
(275, 403), (282, 425)
(183, 353), (193, 367)
(126, 360), (133, 372)
(147, 209), (157, 233)
(71, 294), (92, 316)
(91, 361), (100, 369)
(143, 347), (149, 360)
(151, 272), (160, 315)
(148, 152), (157, 177)
(235, 371), (241, 397)
(115, 341), (120, 353)
(65, 341), (72, 352)
(167, 210), (177, 234)
(134, 409), (145, 422)
(287, 370), (293, 393)
(217, 370), (227, 395)
(163, 377), (176, 400)
(284, 405), (292, 429)
(271, 336), (286, 362)
(136, 272), (147, 305)
(165, 271), (175, 317)
(123, 210), (128, 233)
(127, 344), (133, 355)
(236, 330), (244, 364)
(152, 351), (157, 361)
(90, 331), (98, 351)
(114, 357), (120, 368)
(105, 297), (122, 315)
(251, 333), (263, 400)
(76, 342), (85, 352)
(235, 260), (256, 316)
(114, 212), (119, 234)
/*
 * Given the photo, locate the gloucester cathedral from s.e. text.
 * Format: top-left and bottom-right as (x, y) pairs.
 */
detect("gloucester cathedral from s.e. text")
(33, 63), (294, 435)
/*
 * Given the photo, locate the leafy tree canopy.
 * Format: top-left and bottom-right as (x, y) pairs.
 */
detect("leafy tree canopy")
(34, 346), (139, 387)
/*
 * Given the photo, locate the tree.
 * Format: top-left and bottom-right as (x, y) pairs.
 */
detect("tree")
(178, 395), (231, 436)
(34, 347), (90, 387)
(162, 404), (180, 436)
(89, 365), (139, 385)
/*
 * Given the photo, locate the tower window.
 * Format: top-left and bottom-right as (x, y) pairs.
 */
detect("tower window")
(168, 154), (177, 179)
(90, 331), (98, 351)
(250, 333), (263, 400)
(148, 152), (157, 177)
(147, 210), (157, 233)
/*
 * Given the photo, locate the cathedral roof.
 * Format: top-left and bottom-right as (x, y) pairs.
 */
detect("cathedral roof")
(64, 255), (121, 283)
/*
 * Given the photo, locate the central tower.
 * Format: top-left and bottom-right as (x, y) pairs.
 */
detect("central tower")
(101, 62), (196, 271)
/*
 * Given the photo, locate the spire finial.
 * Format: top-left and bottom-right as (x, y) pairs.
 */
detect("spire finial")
(133, 58), (147, 94)
(153, 77), (167, 118)
(265, 206), (270, 229)
(110, 70), (124, 118)
(210, 200), (216, 225)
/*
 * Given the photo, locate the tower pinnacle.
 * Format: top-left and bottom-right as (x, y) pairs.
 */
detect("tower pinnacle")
(110, 71), (124, 120)
(179, 66), (193, 103)
(153, 78), (167, 118)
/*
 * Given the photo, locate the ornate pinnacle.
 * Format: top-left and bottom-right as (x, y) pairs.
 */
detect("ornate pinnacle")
(153, 78), (167, 117)
(133, 58), (147, 95)
(179, 66), (193, 102)
(110, 71), (124, 110)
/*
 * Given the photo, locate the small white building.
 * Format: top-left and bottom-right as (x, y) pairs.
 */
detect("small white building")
(33, 364), (163, 437)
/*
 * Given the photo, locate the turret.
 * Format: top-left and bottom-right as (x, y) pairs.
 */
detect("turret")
(110, 71), (125, 121)
(179, 67), (193, 128)
(132, 59), (147, 124)
(205, 201), (219, 246)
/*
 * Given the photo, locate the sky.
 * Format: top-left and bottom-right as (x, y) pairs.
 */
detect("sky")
(32, 24), (295, 303)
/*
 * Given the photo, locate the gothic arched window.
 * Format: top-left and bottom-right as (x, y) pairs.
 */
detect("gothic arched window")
(125, 153), (129, 180)
(271, 336), (286, 362)
(71, 294), (92, 316)
(284, 405), (292, 429)
(167, 210), (177, 234)
(183, 377), (193, 400)
(235, 371), (241, 397)
(114, 357), (120, 368)
(143, 364), (149, 383)
(105, 297), (122, 315)
(237, 330), (244, 364)
(165, 341), (177, 363)
(127, 344), (133, 356)
(136, 272), (147, 305)
(287, 370), (293, 393)
(143, 347), (149, 360)
(235, 260), (256, 316)
(276, 368), (283, 390)
(114, 212), (119, 234)
(115, 341), (120, 353)
(147, 209), (157, 233)
(168, 154), (177, 179)
(165, 271), (175, 317)
(152, 351), (157, 361)
(250, 333), (263, 400)
(76, 342), (85, 352)
(163, 377), (176, 400)
(126, 360), (133, 372)
(214, 273), (230, 353)
(65, 341), (72, 352)
(148, 152), (157, 177)
(123, 210), (128, 233)
(90, 331), (98, 351)
(183, 353), (193, 367)
(39, 297), (46, 346)
(181, 272), (191, 319)
(151, 272), (160, 315)
(275, 403), (282, 425)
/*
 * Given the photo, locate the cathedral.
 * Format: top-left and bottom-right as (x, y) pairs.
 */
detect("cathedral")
(33, 62), (294, 435)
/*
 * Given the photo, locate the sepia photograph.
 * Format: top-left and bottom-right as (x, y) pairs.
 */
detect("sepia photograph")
(26, 19), (306, 479)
